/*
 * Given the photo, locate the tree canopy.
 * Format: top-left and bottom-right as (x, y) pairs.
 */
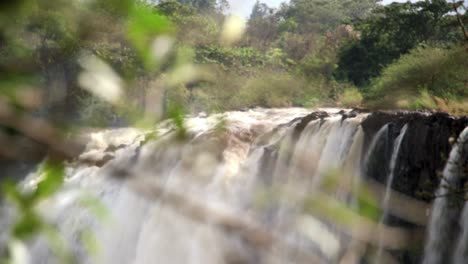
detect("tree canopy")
(334, 0), (466, 86)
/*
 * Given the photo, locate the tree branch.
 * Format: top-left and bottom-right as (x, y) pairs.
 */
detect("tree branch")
(453, 0), (468, 41)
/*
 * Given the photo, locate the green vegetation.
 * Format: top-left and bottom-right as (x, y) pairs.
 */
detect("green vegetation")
(332, 0), (467, 113)
(366, 45), (468, 113)
(3, 0), (464, 123)
(0, 0), (465, 168)
(159, 0), (467, 114)
(157, 0), (375, 112)
(335, 0), (462, 86)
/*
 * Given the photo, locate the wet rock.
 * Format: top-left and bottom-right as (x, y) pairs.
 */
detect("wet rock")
(362, 111), (468, 201)
(78, 151), (115, 167)
(292, 111), (329, 139)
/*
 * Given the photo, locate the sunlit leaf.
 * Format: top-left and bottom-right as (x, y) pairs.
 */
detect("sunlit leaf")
(220, 16), (246, 46)
(151, 35), (174, 62)
(78, 54), (124, 105)
(7, 239), (31, 264)
(167, 64), (199, 86)
(297, 215), (341, 259)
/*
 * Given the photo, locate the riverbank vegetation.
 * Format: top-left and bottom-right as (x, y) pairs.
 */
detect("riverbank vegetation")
(1, 0), (466, 130)
(158, 0), (468, 115)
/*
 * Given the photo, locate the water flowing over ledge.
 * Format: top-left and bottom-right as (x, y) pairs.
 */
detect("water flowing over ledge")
(8, 108), (468, 264)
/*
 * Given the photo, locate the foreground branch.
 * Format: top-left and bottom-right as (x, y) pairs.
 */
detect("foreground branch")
(0, 100), (82, 161)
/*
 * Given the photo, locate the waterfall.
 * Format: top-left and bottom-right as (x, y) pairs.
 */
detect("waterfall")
(2, 108), (467, 264)
(454, 202), (468, 264)
(423, 127), (468, 264)
(363, 124), (389, 181)
(376, 124), (408, 262)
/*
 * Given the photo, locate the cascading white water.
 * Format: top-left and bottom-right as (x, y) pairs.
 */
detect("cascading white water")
(423, 127), (468, 264)
(447, 127), (468, 264)
(376, 124), (408, 262)
(254, 114), (366, 263)
(454, 202), (468, 264)
(363, 124), (389, 176)
(4, 108), (466, 264)
(15, 108), (377, 264)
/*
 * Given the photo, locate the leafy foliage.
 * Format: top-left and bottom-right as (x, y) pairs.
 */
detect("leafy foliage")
(335, 0), (465, 86)
(278, 0), (381, 34)
(1, 160), (68, 262)
(366, 44), (468, 113)
(195, 46), (285, 70)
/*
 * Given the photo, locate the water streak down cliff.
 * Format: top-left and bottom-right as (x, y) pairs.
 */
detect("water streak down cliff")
(12, 108), (468, 264)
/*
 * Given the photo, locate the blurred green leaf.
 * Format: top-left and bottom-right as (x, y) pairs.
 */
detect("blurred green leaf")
(321, 169), (340, 191)
(318, 170), (381, 221)
(33, 160), (65, 202)
(0, 75), (36, 96)
(13, 210), (42, 240)
(42, 225), (74, 264)
(354, 185), (381, 221)
(79, 194), (110, 222)
(127, 5), (173, 70)
(80, 228), (99, 257)
(167, 104), (187, 140)
(2, 180), (29, 210)
(304, 195), (356, 225)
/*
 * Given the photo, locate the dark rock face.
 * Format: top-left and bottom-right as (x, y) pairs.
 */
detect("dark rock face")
(361, 111), (468, 201)
(291, 111), (329, 140)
